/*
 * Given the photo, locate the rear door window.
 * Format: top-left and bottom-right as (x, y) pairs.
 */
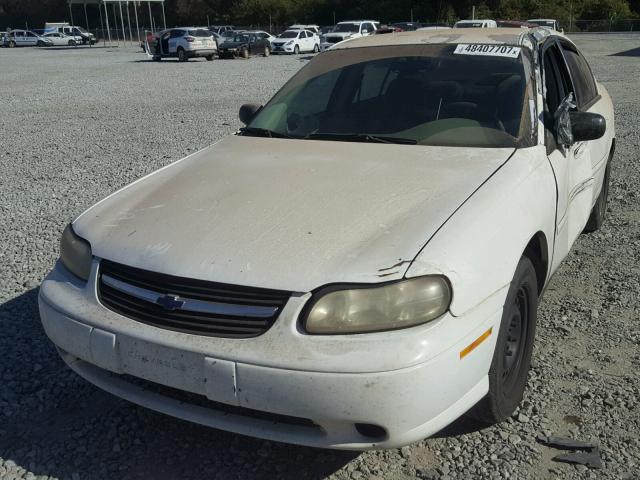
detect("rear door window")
(560, 43), (598, 109)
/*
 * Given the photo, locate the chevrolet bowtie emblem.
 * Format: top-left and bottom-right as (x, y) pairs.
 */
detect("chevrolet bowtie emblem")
(156, 294), (185, 311)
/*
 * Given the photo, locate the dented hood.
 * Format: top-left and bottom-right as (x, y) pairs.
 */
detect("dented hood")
(74, 136), (513, 291)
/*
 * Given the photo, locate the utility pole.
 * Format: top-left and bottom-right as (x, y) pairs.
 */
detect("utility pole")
(472, 5), (475, 20)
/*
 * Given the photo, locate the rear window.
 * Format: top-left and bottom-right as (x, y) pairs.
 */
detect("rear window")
(561, 45), (598, 108)
(189, 29), (211, 37)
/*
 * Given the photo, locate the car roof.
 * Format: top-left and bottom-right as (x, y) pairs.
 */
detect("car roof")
(330, 27), (560, 50)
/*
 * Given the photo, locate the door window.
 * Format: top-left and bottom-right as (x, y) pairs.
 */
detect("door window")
(560, 43), (598, 109)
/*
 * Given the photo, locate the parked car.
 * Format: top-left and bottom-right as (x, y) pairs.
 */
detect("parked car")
(218, 32), (271, 58)
(271, 29), (319, 54)
(287, 24), (321, 35)
(148, 28), (217, 62)
(497, 20), (538, 29)
(43, 32), (78, 46)
(252, 30), (276, 44)
(2, 29), (53, 47)
(391, 22), (424, 31)
(44, 23), (97, 44)
(319, 20), (379, 51)
(527, 18), (562, 31)
(417, 23), (451, 30)
(209, 25), (235, 35)
(453, 19), (498, 28)
(320, 25), (335, 35)
(40, 27), (614, 450)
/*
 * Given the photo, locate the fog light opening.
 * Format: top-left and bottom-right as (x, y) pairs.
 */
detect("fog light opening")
(355, 423), (387, 439)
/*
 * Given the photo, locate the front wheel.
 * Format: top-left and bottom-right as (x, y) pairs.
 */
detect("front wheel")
(178, 48), (187, 62)
(241, 48), (249, 59)
(293, 44), (300, 55)
(205, 54), (214, 61)
(37, 40), (44, 47)
(469, 256), (538, 424)
(583, 158), (612, 233)
(68, 40), (76, 46)
(313, 43), (319, 53)
(263, 46), (270, 57)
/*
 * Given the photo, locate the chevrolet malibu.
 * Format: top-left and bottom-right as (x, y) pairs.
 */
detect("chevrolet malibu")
(39, 28), (615, 449)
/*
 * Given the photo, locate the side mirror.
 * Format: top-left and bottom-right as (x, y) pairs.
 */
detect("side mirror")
(569, 111), (606, 142)
(239, 103), (262, 125)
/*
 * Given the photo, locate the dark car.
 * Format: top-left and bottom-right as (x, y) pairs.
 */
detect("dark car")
(391, 22), (424, 31)
(218, 32), (271, 59)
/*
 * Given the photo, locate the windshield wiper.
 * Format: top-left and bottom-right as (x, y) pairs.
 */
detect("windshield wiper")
(305, 132), (417, 145)
(238, 127), (295, 139)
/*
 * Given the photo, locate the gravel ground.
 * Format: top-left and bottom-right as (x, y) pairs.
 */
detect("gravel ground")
(0, 35), (638, 480)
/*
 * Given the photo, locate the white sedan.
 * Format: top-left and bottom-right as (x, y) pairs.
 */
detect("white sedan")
(43, 32), (78, 46)
(40, 28), (614, 449)
(270, 29), (319, 54)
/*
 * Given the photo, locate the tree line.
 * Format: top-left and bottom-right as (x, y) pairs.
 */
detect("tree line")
(1, 0), (638, 31)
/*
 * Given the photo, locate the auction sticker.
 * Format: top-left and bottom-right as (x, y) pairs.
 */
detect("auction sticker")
(454, 44), (521, 58)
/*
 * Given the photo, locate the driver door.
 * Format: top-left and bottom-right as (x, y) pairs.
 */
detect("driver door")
(542, 39), (593, 272)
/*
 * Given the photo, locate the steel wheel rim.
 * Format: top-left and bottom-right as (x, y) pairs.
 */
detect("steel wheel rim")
(502, 286), (529, 391)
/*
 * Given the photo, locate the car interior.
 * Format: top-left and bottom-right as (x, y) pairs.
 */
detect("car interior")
(254, 50), (533, 147)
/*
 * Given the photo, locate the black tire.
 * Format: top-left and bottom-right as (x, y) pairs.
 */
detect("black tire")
(293, 44), (300, 54)
(37, 40), (44, 47)
(469, 256), (538, 424)
(241, 48), (249, 59)
(205, 54), (214, 61)
(583, 157), (612, 233)
(263, 46), (270, 57)
(313, 43), (319, 53)
(68, 40), (75, 46)
(153, 56), (161, 62)
(178, 48), (187, 62)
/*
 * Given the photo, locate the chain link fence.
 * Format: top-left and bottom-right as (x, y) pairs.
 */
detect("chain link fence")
(565, 18), (640, 32)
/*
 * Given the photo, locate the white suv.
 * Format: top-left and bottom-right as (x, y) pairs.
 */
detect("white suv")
(149, 28), (217, 62)
(319, 20), (378, 51)
(271, 29), (319, 54)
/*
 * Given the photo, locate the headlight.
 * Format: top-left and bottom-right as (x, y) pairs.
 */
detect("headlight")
(286, 40), (294, 45)
(304, 276), (451, 334)
(60, 224), (92, 281)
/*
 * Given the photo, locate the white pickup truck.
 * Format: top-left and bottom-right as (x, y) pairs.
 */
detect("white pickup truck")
(319, 20), (379, 51)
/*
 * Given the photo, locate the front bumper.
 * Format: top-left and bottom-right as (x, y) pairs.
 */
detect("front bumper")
(38, 260), (503, 449)
(271, 44), (294, 53)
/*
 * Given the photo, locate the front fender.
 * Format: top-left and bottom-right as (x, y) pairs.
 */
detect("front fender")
(406, 146), (557, 316)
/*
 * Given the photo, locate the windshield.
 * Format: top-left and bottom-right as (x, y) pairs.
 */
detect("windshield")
(279, 31), (299, 39)
(232, 34), (249, 42)
(189, 29), (211, 37)
(334, 23), (360, 33)
(245, 44), (535, 148)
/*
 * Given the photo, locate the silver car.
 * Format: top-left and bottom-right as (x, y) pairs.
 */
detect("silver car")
(3, 29), (53, 47)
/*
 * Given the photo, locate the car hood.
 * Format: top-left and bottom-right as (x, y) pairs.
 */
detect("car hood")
(74, 136), (513, 292)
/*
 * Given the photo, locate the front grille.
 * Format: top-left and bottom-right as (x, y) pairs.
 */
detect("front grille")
(98, 260), (291, 338)
(326, 36), (344, 44)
